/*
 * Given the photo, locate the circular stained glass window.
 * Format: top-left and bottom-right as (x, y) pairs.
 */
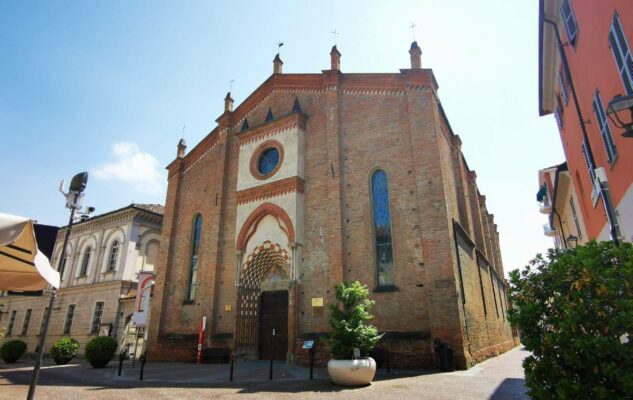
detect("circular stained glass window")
(257, 147), (280, 175)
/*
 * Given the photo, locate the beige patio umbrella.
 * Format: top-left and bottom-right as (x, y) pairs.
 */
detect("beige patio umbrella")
(0, 213), (60, 291)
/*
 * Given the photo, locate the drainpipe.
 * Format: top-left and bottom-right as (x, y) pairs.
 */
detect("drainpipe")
(541, 16), (621, 245)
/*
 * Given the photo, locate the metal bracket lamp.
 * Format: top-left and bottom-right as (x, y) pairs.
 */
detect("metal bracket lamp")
(566, 235), (579, 249)
(606, 93), (633, 138)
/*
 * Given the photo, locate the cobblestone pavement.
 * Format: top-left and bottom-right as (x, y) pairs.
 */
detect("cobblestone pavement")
(0, 347), (529, 400)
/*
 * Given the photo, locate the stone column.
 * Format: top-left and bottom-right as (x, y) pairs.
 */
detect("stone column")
(287, 280), (298, 364)
(235, 250), (243, 286)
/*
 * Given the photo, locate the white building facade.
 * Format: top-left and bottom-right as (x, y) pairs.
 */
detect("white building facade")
(0, 204), (163, 355)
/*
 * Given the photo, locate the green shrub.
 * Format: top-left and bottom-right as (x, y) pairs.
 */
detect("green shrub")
(509, 241), (633, 399)
(1, 340), (27, 363)
(328, 281), (382, 359)
(50, 337), (79, 365)
(85, 336), (118, 368)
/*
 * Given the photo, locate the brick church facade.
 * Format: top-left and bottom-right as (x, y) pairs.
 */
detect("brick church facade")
(147, 42), (518, 368)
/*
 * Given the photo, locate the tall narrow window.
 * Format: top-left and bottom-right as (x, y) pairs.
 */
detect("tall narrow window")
(39, 307), (48, 335)
(558, 71), (569, 105)
(186, 215), (203, 302)
(490, 272), (500, 318)
(593, 90), (618, 163)
(7, 310), (17, 336)
(58, 254), (68, 278)
(91, 302), (104, 333)
(21, 309), (32, 335)
(107, 240), (119, 272)
(63, 305), (75, 335)
(554, 105), (564, 129)
(610, 12), (633, 94)
(371, 170), (395, 287)
(570, 198), (583, 240)
(582, 140), (601, 205)
(498, 280), (506, 321)
(79, 247), (92, 276)
(581, 141), (597, 183)
(561, 0), (578, 45)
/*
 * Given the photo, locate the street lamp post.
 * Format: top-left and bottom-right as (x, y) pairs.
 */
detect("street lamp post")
(27, 172), (92, 400)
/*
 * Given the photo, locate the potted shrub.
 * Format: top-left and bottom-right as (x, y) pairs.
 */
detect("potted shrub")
(327, 281), (382, 386)
(85, 336), (118, 368)
(50, 338), (80, 365)
(1, 340), (27, 363)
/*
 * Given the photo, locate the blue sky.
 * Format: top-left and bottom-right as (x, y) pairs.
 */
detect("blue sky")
(0, 0), (564, 275)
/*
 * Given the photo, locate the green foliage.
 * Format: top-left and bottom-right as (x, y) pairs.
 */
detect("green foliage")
(328, 281), (382, 359)
(50, 337), (79, 365)
(1, 340), (27, 363)
(85, 336), (118, 368)
(508, 241), (633, 400)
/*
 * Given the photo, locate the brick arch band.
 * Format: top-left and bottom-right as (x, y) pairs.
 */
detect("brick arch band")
(236, 202), (295, 251)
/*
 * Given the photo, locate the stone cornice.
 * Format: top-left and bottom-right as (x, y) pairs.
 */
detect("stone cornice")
(57, 207), (162, 240)
(236, 176), (305, 205)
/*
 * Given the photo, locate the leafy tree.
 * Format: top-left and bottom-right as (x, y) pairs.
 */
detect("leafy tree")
(509, 241), (633, 399)
(328, 281), (382, 359)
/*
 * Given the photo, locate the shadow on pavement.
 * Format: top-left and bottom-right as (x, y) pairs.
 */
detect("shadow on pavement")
(489, 378), (528, 400)
(0, 360), (440, 394)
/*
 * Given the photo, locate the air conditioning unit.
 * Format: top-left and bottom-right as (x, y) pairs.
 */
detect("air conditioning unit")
(543, 223), (556, 237)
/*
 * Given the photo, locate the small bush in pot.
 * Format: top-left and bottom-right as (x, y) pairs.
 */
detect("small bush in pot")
(85, 336), (117, 368)
(1, 340), (27, 363)
(50, 338), (80, 365)
(327, 281), (382, 386)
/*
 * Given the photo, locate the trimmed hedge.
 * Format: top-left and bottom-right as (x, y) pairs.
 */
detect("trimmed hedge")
(85, 336), (118, 368)
(509, 241), (633, 399)
(50, 337), (80, 365)
(1, 340), (27, 363)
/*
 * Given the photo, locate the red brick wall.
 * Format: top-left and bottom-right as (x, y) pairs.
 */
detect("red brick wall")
(147, 69), (518, 367)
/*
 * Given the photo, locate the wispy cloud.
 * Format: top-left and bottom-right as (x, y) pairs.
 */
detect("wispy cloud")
(93, 142), (164, 195)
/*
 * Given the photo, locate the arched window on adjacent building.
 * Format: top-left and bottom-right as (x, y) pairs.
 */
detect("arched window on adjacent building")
(371, 169), (395, 288)
(143, 240), (160, 271)
(79, 246), (92, 276)
(107, 240), (119, 272)
(186, 214), (203, 302)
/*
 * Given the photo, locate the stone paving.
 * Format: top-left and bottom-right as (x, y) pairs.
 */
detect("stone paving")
(0, 346), (529, 400)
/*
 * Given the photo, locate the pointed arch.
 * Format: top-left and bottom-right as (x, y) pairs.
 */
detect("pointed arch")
(236, 203), (295, 251)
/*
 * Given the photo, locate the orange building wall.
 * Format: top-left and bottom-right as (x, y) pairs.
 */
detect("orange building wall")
(555, 1), (633, 240)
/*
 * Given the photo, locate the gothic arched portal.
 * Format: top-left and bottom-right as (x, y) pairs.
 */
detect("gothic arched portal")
(234, 242), (290, 358)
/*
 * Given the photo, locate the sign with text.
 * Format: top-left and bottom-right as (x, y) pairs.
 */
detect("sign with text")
(132, 272), (154, 327)
(311, 298), (324, 307)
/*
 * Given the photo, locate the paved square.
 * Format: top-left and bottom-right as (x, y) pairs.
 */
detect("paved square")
(0, 347), (528, 400)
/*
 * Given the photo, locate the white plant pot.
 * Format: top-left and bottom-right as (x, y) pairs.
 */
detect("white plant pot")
(327, 358), (377, 386)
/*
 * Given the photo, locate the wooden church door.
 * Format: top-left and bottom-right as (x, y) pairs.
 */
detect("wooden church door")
(259, 291), (288, 361)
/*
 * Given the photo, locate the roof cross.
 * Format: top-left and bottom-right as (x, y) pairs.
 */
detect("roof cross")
(409, 22), (417, 41)
(331, 29), (340, 46)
